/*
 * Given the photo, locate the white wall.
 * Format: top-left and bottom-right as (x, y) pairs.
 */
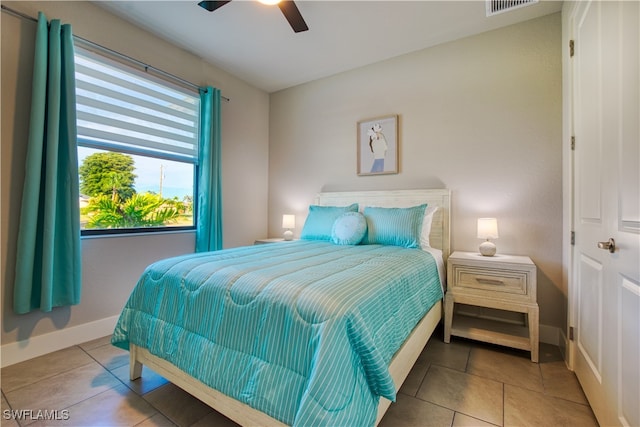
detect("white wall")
(1, 1), (269, 359)
(268, 13), (565, 331)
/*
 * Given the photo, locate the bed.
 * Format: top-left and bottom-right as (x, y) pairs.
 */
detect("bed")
(112, 189), (450, 426)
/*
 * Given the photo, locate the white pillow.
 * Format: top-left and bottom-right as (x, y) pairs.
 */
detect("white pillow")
(420, 206), (438, 248)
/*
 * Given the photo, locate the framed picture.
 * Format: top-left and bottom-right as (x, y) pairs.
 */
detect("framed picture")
(357, 115), (398, 176)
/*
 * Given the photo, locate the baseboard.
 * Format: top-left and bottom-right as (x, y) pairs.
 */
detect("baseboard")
(1, 315), (119, 368)
(539, 323), (561, 346)
(558, 328), (571, 368)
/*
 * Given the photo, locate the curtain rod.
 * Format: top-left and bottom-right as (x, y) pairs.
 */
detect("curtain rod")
(1, 4), (230, 102)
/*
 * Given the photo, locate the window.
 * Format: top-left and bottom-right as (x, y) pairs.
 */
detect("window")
(75, 46), (200, 234)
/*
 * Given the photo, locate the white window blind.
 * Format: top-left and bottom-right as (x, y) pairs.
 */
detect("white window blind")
(75, 47), (200, 163)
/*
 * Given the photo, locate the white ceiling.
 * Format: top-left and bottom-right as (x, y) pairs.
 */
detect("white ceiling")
(95, 0), (562, 93)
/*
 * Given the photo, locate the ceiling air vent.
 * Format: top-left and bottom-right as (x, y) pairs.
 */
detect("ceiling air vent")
(486, 0), (538, 16)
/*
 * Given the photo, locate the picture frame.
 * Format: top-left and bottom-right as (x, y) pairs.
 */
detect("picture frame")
(357, 115), (398, 176)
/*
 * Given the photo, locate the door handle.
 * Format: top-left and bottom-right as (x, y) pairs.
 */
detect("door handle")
(597, 238), (615, 253)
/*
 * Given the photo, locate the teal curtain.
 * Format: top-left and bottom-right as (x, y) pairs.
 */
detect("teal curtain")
(196, 86), (223, 252)
(13, 12), (81, 314)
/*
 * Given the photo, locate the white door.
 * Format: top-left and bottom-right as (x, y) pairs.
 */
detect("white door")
(571, 1), (640, 426)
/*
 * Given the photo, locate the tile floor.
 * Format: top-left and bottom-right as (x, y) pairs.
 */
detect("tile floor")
(1, 327), (598, 427)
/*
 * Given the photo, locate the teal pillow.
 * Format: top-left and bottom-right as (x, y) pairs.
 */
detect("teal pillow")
(363, 204), (427, 248)
(331, 212), (367, 245)
(300, 203), (358, 241)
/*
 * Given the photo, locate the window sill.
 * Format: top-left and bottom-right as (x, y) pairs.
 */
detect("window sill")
(81, 228), (196, 240)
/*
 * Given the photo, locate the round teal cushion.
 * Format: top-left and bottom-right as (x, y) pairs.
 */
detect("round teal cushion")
(331, 212), (367, 245)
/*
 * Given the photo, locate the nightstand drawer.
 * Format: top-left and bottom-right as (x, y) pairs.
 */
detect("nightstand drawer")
(452, 266), (528, 296)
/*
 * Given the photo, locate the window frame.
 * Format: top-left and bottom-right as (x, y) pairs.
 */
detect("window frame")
(75, 46), (200, 237)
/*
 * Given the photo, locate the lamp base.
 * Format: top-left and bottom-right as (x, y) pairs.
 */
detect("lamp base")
(479, 240), (496, 256)
(283, 230), (293, 241)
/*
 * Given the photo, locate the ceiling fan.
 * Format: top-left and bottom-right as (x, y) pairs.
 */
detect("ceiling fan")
(197, 0), (309, 33)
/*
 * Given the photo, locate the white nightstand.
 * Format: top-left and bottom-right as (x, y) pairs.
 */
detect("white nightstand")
(444, 251), (539, 362)
(254, 238), (297, 244)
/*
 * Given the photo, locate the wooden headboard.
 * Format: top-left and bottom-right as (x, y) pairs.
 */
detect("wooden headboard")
(315, 189), (451, 261)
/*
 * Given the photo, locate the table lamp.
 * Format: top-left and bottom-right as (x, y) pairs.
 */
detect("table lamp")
(282, 214), (295, 241)
(477, 218), (499, 256)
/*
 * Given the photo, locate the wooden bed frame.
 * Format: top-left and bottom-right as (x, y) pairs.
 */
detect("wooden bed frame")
(129, 189), (451, 426)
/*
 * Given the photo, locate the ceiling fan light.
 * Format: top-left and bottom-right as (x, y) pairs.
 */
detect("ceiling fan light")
(258, 0), (281, 5)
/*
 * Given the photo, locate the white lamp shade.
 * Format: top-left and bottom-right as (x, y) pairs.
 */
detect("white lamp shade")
(282, 214), (296, 229)
(477, 218), (499, 239)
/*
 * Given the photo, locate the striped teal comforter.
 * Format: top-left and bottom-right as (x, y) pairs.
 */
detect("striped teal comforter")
(112, 240), (442, 426)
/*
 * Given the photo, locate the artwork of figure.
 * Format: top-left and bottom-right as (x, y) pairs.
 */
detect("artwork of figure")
(368, 123), (388, 173)
(357, 115), (397, 176)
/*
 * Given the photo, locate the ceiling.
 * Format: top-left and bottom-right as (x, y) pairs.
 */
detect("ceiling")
(95, 0), (562, 93)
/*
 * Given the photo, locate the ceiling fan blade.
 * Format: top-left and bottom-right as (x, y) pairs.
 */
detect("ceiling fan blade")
(198, 1), (231, 12)
(277, 1), (308, 33)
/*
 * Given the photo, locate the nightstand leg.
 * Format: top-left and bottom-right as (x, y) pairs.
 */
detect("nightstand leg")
(528, 305), (539, 362)
(444, 293), (454, 343)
